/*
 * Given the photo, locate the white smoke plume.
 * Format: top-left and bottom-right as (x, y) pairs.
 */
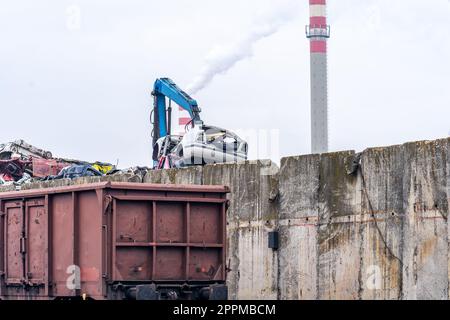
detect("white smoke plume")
(187, 0), (300, 95)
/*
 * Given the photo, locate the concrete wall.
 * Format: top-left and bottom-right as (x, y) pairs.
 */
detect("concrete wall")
(277, 138), (449, 300)
(1, 138), (448, 300)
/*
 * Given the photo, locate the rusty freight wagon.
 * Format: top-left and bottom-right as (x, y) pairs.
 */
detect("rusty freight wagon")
(0, 182), (229, 300)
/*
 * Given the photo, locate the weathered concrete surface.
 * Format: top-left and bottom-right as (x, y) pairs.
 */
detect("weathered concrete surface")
(401, 140), (449, 299)
(203, 161), (279, 300)
(359, 145), (404, 300)
(1, 137), (449, 300)
(278, 138), (449, 300)
(278, 154), (320, 300)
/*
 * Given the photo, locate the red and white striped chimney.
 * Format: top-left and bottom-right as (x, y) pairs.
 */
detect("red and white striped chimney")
(178, 106), (191, 135)
(306, 0), (330, 154)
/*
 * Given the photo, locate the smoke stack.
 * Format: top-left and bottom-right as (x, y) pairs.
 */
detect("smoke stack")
(178, 106), (191, 135)
(306, 0), (330, 154)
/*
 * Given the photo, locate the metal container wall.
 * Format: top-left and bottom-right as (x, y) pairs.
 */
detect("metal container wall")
(0, 182), (228, 300)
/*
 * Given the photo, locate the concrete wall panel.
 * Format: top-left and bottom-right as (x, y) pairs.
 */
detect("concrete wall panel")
(402, 140), (448, 299)
(317, 152), (361, 299)
(359, 145), (404, 300)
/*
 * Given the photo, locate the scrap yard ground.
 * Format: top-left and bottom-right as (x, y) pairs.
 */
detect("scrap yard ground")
(1, 137), (448, 300)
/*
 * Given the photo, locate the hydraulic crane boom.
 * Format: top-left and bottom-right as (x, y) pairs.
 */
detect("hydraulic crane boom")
(152, 78), (201, 137)
(151, 78), (202, 162)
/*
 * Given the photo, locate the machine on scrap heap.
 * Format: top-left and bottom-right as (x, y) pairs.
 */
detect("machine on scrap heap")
(151, 78), (248, 169)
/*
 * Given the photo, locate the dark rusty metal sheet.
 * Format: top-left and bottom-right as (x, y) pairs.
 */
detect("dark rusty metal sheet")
(32, 158), (68, 178)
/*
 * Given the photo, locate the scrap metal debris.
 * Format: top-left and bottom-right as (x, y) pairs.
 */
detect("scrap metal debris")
(155, 125), (248, 169)
(32, 158), (70, 178)
(0, 159), (30, 181)
(0, 140), (123, 188)
(0, 139), (52, 160)
(92, 162), (116, 174)
(45, 164), (104, 180)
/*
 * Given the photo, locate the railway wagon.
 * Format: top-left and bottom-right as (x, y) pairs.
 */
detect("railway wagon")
(0, 182), (229, 300)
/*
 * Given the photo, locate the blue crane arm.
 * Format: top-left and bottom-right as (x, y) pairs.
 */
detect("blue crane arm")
(154, 78), (201, 120)
(151, 78), (202, 161)
(153, 78), (201, 138)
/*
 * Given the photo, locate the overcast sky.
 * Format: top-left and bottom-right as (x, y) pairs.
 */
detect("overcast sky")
(1, 0), (449, 167)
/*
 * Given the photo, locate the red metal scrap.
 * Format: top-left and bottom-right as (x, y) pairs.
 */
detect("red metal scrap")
(32, 158), (69, 178)
(0, 173), (14, 182)
(0, 159), (31, 181)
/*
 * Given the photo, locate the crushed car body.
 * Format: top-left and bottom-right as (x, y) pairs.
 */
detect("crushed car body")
(182, 125), (248, 165)
(0, 139), (53, 160)
(155, 124), (248, 169)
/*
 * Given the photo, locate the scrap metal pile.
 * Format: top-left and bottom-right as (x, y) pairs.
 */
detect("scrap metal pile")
(0, 140), (147, 187)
